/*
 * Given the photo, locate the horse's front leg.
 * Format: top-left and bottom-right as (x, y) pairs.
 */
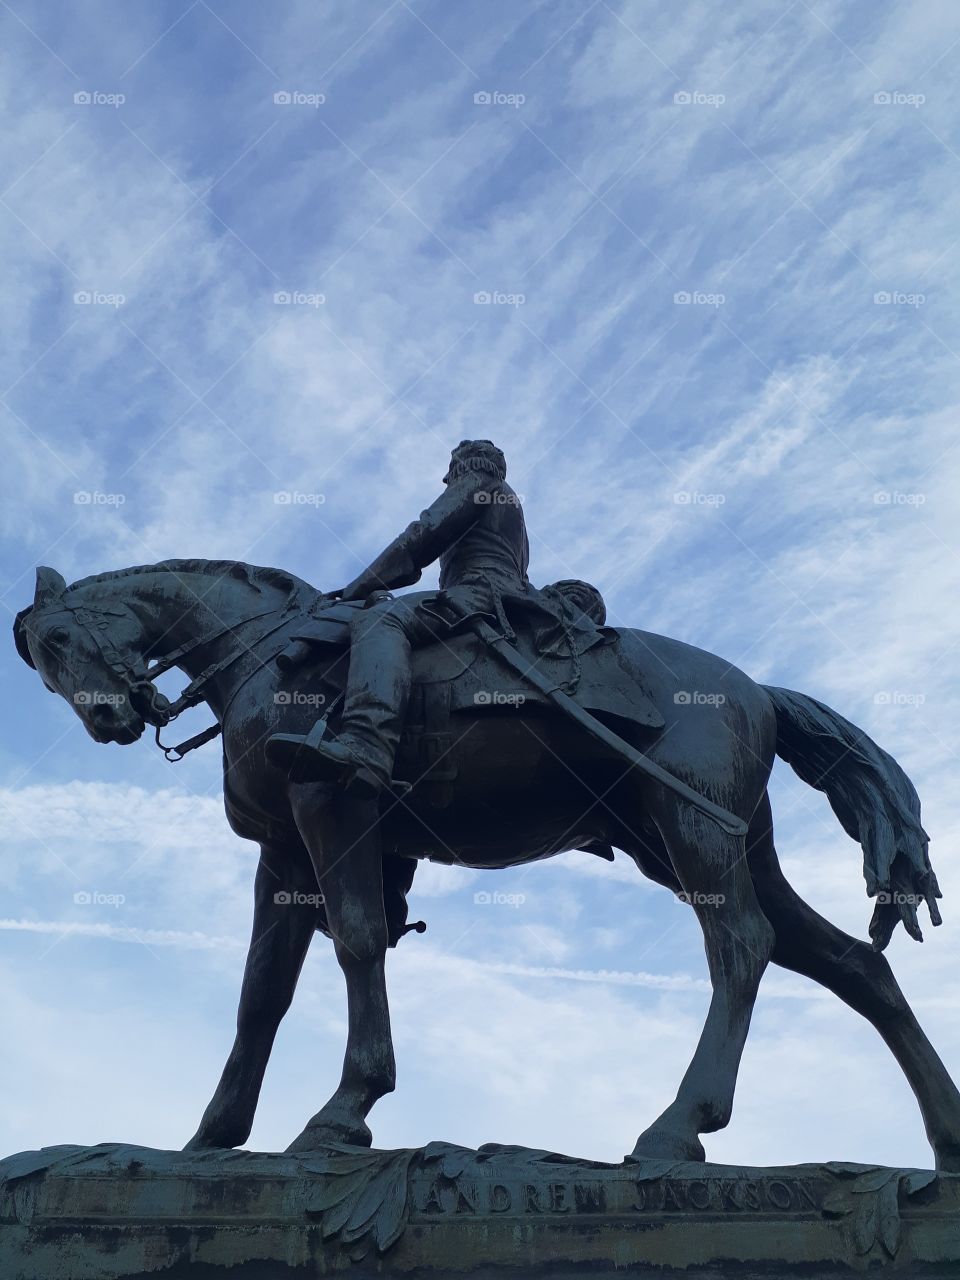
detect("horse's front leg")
(185, 840), (321, 1151)
(286, 785), (394, 1151)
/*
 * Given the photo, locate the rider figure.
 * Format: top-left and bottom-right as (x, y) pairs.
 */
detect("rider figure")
(266, 439), (528, 791)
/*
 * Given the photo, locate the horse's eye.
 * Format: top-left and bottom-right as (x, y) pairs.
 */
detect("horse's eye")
(46, 627), (70, 645)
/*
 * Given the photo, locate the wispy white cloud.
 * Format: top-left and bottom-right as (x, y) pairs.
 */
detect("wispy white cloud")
(4, 0), (960, 1171)
(0, 917), (240, 950)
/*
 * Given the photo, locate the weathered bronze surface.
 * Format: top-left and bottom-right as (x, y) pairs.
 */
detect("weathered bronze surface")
(9, 440), (960, 1271)
(2, 1142), (959, 1277)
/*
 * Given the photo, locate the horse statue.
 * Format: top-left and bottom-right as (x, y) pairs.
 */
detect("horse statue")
(13, 558), (960, 1169)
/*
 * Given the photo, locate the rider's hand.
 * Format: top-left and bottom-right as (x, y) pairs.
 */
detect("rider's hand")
(339, 576), (377, 602)
(340, 563), (421, 602)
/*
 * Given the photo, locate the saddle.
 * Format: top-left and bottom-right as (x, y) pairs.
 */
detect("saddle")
(278, 599), (664, 783)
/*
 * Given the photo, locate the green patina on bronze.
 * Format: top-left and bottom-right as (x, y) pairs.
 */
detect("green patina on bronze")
(1, 1142), (958, 1277)
(10, 442), (957, 1199)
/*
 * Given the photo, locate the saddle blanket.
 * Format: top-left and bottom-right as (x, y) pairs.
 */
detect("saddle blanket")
(284, 603), (664, 735)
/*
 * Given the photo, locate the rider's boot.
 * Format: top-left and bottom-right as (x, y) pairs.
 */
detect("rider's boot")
(266, 717), (388, 792)
(266, 611), (411, 792)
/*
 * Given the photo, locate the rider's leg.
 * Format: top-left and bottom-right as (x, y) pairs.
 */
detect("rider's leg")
(329, 598), (422, 787)
(330, 583), (491, 783)
(266, 597), (431, 788)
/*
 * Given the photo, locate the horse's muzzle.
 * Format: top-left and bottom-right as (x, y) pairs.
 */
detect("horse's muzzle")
(85, 706), (146, 745)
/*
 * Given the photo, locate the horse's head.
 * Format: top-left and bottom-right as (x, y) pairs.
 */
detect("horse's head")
(14, 566), (154, 745)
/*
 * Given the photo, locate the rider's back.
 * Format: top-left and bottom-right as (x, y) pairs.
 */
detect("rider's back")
(439, 480), (529, 590)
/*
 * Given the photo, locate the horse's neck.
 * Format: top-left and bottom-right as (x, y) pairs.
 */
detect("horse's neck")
(86, 568), (275, 680)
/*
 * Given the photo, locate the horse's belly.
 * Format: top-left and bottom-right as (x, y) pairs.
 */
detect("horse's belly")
(386, 710), (610, 866)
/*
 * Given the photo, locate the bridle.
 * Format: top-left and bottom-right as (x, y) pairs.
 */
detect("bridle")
(64, 600), (299, 760)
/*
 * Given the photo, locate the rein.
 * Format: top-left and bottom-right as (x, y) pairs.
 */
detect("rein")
(153, 609), (303, 761)
(69, 600), (301, 762)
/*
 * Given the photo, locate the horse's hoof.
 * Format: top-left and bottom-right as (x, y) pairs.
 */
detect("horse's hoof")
(936, 1149), (960, 1173)
(183, 1135), (228, 1152)
(629, 1125), (706, 1163)
(183, 1120), (245, 1152)
(183, 1131), (236, 1152)
(285, 1117), (373, 1153)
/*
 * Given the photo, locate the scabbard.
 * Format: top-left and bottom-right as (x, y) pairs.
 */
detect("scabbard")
(471, 618), (748, 839)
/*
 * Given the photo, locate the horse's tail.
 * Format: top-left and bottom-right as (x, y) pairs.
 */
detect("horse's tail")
(762, 684), (941, 950)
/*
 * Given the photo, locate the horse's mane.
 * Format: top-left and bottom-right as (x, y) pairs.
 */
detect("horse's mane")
(66, 559), (314, 599)
(14, 559), (317, 669)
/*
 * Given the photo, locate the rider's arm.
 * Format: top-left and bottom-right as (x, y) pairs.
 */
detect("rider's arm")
(339, 470), (502, 600)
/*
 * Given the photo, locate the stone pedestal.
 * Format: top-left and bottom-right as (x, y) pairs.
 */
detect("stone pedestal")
(2, 1141), (959, 1277)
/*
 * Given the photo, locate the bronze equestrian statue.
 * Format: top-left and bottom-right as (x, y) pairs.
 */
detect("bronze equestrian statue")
(13, 441), (958, 1171)
(265, 439), (607, 793)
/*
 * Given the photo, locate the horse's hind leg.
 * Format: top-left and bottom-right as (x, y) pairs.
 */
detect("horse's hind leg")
(185, 840), (321, 1150)
(748, 795), (960, 1171)
(632, 806), (775, 1162)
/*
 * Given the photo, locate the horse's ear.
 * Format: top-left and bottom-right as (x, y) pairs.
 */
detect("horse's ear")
(34, 566), (67, 608)
(13, 606), (36, 668)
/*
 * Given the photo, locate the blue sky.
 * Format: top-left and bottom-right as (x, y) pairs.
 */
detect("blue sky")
(3, 0), (960, 1171)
